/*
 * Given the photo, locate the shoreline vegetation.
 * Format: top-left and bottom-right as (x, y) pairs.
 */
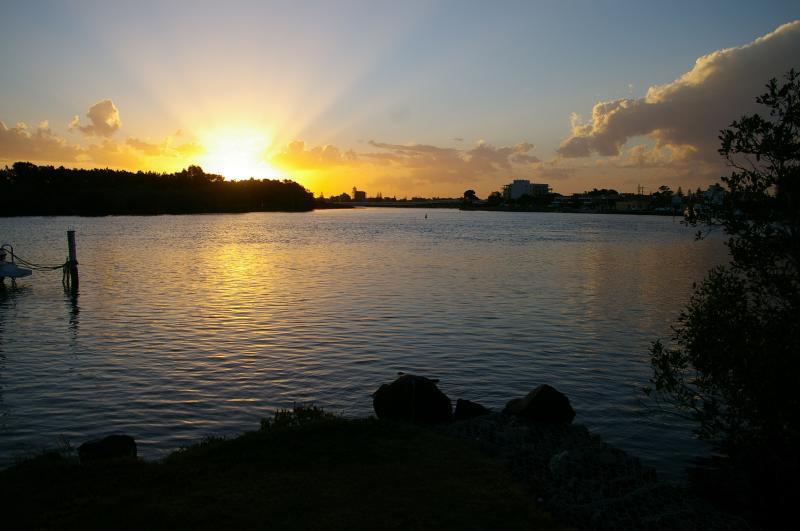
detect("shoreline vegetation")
(3, 161), (692, 217)
(1, 411), (555, 531)
(1, 378), (748, 530)
(0, 162), (315, 216)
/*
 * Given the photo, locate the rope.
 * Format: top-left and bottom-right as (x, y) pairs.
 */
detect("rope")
(11, 254), (67, 271)
(1, 245), (68, 272)
(1, 244), (75, 290)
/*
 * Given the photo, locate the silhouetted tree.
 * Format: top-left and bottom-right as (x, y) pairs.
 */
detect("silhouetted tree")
(645, 70), (800, 525)
(463, 189), (477, 203)
(585, 188), (618, 196)
(487, 191), (503, 206)
(650, 185), (673, 208)
(0, 164), (314, 215)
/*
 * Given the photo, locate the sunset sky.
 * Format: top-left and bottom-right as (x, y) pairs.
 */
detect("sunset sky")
(1, 1), (799, 197)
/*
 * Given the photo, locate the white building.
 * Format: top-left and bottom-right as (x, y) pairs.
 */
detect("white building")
(502, 179), (550, 200)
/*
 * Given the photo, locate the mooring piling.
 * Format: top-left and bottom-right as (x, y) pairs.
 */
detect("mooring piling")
(67, 230), (79, 291)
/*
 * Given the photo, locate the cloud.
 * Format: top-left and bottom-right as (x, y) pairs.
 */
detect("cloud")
(0, 121), (81, 162)
(125, 136), (204, 158)
(1, 114), (205, 171)
(70, 99), (122, 137)
(601, 144), (677, 168)
(84, 139), (141, 167)
(530, 165), (574, 181)
(508, 142), (540, 164)
(269, 138), (541, 193)
(126, 137), (163, 156)
(273, 140), (357, 169)
(173, 141), (205, 157)
(361, 140), (539, 182)
(558, 21), (800, 162)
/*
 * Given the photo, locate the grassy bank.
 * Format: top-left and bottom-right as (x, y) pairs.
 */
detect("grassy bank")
(0, 410), (557, 530)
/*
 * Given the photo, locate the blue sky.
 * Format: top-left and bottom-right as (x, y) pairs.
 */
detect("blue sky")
(1, 1), (799, 195)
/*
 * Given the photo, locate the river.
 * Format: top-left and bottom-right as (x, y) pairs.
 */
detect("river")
(0, 209), (727, 479)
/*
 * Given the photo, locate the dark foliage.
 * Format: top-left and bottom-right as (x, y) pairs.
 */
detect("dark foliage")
(514, 192), (553, 208)
(487, 191), (503, 206)
(0, 409), (555, 530)
(260, 404), (336, 431)
(583, 187), (619, 197)
(646, 69), (800, 525)
(0, 162), (315, 215)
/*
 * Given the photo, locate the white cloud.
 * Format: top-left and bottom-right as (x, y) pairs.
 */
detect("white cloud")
(558, 21), (800, 162)
(69, 99), (122, 137)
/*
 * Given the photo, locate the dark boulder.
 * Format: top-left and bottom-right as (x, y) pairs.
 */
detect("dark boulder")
(453, 399), (491, 421)
(503, 384), (576, 424)
(373, 374), (452, 424)
(78, 434), (137, 463)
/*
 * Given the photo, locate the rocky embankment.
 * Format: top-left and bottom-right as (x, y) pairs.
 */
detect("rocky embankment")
(53, 373), (749, 530)
(373, 374), (749, 530)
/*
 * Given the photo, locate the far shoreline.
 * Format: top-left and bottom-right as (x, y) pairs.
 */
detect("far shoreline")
(1, 206), (683, 217)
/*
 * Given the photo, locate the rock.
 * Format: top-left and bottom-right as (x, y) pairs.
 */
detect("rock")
(453, 399), (491, 421)
(78, 434), (137, 463)
(503, 384), (576, 424)
(373, 374), (452, 424)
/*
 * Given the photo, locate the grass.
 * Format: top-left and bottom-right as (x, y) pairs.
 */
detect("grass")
(0, 407), (558, 530)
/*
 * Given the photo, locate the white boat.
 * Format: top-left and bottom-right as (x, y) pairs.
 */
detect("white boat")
(0, 261), (32, 278)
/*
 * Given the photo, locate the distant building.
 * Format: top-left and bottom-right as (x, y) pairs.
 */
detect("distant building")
(615, 197), (650, 211)
(352, 187), (366, 201)
(530, 183), (550, 196)
(502, 179), (550, 200)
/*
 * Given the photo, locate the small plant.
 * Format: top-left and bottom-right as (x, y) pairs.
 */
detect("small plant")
(260, 404), (337, 432)
(13, 435), (76, 466)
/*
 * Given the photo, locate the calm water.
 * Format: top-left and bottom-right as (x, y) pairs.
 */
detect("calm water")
(0, 209), (726, 479)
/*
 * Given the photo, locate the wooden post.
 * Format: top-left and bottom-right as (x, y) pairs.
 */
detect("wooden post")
(67, 230), (79, 291)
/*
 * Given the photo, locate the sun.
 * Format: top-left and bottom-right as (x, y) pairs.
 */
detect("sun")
(199, 126), (284, 180)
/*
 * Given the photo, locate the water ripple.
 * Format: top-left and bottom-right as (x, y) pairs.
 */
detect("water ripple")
(0, 210), (726, 480)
